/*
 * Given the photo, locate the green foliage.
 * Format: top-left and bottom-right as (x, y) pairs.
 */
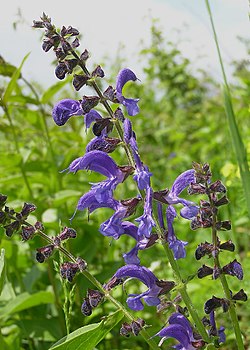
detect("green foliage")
(0, 20), (249, 350)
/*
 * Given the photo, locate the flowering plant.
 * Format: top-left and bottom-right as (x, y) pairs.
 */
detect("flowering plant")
(0, 9), (248, 350)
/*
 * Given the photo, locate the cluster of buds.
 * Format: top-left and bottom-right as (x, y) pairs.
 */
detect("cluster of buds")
(81, 288), (104, 316)
(120, 318), (145, 337)
(32, 13), (105, 97)
(59, 257), (87, 282)
(0, 194), (37, 239)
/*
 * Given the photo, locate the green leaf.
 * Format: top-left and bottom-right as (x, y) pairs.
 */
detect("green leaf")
(2, 53), (30, 105)
(41, 78), (71, 104)
(0, 249), (6, 295)
(0, 291), (54, 318)
(49, 310), (124, 350)
(0, 57), (17, 78)
(52, 190), (82, 206)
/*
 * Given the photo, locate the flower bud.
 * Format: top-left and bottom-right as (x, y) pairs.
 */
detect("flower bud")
(4, 221), (21, 237)
(54, 47), (67, 60)
(156, 280), (175, 295)
(42, 39), (54, 52)
(65, 59), (78, 73)
(55, 62), (68, 80)
(120, 322), (132, 337)
(81, 297), (92, 316)
(76, 257), (87, 271)
(197, 265), (213, 279)
(0, 194), (7, 209)
(34, 221), (45, 231)
(21, 225), (35, 241)
(61, 39), (72, 53)
(80, 49), (90, 61)
(91, 65), (105, 78)
(103, 85), (118, 102)
(187, 183), (206, 195)
(60, 261), (79, 282)
(232, 289), (247, 302)
(58, 227), (77, 241)
(72, 74), (89, 91)
(219, 240), (235, 252)
(20, 203), (37, 218)
(204, 296), (230, 314)
(114, 107), (125, 122)
(103, 276), (123, 291)
(36, 244), (55, 263)
(214, 195), (229, 207)
(209, 180), (226, 193)
(72, 37), (80, 48)
(215, 220), (231, 231)
(87, 289), (104, 308)
(222, 259), (243, 280)
(65, 26), (79, 36)
(80, 95), (100, 114)
(92, 118), (113, 136)
(131, 319), (145, 336)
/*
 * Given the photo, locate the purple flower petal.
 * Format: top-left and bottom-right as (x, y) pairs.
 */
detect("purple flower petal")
(52, 99), (83, 126)
(116, 68), (139, 116)
(155, 324), (191, 348)
(169, 169), (195, 197)
(180, 205), (199, 220)
(84, 110), (102, 130)
(135, 187), (155, 238)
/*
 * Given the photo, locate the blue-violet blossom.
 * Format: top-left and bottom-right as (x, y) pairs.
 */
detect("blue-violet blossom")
(112, 264), (162, 311)
(116, 68), (139, 116)
(52, 99), (83, 126)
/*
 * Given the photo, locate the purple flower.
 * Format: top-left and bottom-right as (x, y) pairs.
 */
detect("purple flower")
(166, 205), (188, 260)
(209, 311), (226, 344)
(116, 68), (139, 116)
(135, 187), (156, 238)
(121, 221), (158, 265)
(124, 118), (152, 190)
(52, 99), (83, 126)
(84, 109), (102, 131)
(164, 169), (199, 220)
(153, 312), (198, 348)
(113, 264), (162, 311)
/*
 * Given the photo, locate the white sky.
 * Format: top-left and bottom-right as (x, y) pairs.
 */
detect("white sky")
(1, 0), (249, 88)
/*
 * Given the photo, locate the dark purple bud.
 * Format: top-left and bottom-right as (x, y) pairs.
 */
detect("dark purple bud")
(103, 276), (123, 291)
(143, 233), (159, 248)
(87, 137), (121, 153)
(36, 244), (55, 263)
(34, 221), (44, 231)
(54, 47), (67, 60)
(153, 189), (170, 205)
(195, 242), (212, 260)
(219, 240), (235, 252)
(215, 220), (231, 231)
(120, 197), (140, 216)
(58, 227), (77, 241)
(120, 322), (132, 337)
(91, 65), (105, 78)
(222, 259), (243, 280)
(21, 225), (35, 241)
(65, 59), (78, 73)
(0, 211), (7, 225)
(113, 107), (125, 122)
(156, 280), (175, 295)
(21, 203), (37, 218)
(232, 289), (247, 302)
(214, 195), (229, 207)
(81, 298), (92, 316)
(65, 26), (79, 36)
(87, 289), (104, 308)
(0, 194), (7, 209)
(60, 261), (79, 282)
(60, 26), (67, 36)
(131, 319), (145, 336)
(187, 183), (206, 195)
(61, 39), (72, 53)
(42, 39), (54, 52)
(191, 340), (206, 349)
(80, 49), (90, 61)
(32, 20), (44, 28)
(81, 95), (100, 114)
(55, 62), (68, 80)
(103, 85), (118, 102)
(204, 296), (230, 314)
(76, 257), (87, 271)
(92, 118), (113, 137)
(72, 74), (89, 91)
(209, 180), (226, 193)
(190, 217), (203, 230)
(197, 265), (213, 278)
(72, 37), (80, 48)
(192, 162), (212, 184)
(4, 221), (21, 237)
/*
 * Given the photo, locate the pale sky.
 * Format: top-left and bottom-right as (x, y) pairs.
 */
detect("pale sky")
(1, 0), (249, 88)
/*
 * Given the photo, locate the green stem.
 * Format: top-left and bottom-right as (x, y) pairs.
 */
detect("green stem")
(2, 104), (34, 200)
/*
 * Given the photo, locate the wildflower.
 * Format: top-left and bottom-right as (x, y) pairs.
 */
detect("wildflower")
(111, 264), (163, 311)
(60, 261), (79, 282)
(116, 68), (139, 116)
(222, 259), (243, 280)
(153, 312), (204, 348)
(166, 205), (188, 260)
(135, 187), (156, 238)
(52, 99), (83, 126)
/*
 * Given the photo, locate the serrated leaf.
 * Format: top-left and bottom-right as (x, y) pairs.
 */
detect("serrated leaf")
(0, 249), (6, 295)
(41, 78), (71, 104)
(0, 291), (54, 318)
(49, 310), (124, 350)
(2, 53), (30, 104)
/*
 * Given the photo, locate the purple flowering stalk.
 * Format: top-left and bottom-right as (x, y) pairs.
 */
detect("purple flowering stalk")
(188, 162), (246, 349)
(31, 13), (215, 347)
